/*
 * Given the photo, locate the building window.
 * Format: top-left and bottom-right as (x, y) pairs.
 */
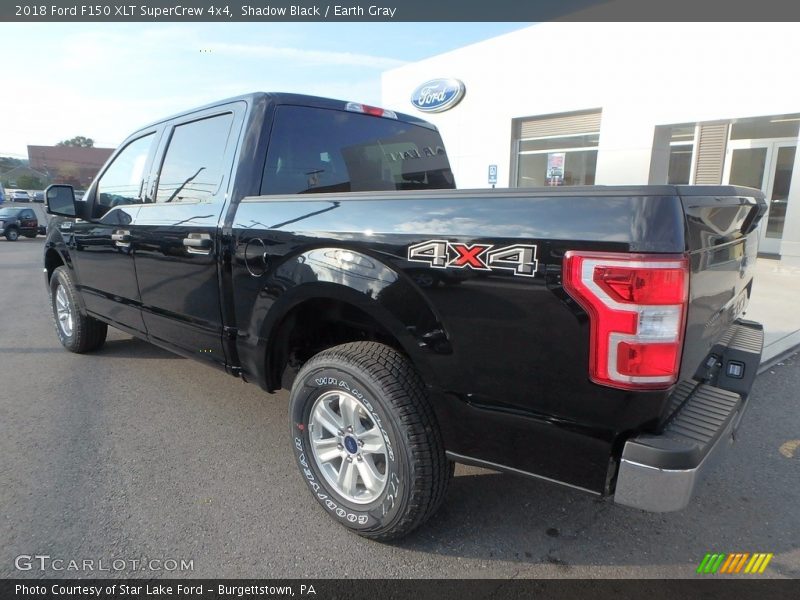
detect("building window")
(650, 123), (701, 185)
(730, 115), (800, 140)
(667, 125), (696, 184)
(725, 114), (799, 248)
(513, 110), (601, 187)
(517, 136), (598, 187)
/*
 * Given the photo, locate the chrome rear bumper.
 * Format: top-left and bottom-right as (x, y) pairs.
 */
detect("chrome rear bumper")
(614, 321), (763, 512)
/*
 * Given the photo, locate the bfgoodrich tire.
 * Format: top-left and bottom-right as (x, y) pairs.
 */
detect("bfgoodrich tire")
(50, 266), (108, 353)
(289, 341), (452, 540)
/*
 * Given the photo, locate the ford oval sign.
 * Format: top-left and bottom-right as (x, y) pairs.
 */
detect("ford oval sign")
(410, 79), (465, 113)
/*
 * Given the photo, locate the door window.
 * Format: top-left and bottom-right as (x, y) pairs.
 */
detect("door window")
(156, 113), (235, 203)
(95, 133), (155, 216)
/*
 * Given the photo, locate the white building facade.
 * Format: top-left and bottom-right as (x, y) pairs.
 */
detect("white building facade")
(381, 23), (800, 264)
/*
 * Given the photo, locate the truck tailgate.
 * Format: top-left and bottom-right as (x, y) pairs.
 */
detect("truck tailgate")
(677, 185), (767, 389)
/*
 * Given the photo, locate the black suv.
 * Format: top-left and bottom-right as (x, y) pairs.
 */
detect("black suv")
(0, 206), (39, 241)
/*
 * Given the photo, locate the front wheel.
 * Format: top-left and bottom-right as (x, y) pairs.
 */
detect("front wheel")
(288, 341), (452, 540)
(50, 266), (108, 353)
(5, 228), (18, 241)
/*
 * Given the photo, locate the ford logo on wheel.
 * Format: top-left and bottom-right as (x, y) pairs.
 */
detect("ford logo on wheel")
(410, 79), (466, 113)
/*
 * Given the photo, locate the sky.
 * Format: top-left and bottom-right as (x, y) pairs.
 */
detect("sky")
(0, 23), (529, 157)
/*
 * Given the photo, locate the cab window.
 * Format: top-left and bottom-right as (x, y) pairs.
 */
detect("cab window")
(155, 113), (235, 203)
(261, 106), (455, 195)
(95, 133), (155, 216)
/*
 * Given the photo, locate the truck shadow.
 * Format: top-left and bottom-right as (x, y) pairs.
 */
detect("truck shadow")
(391, 460), (798, 576)
(374, 359), (800, 576)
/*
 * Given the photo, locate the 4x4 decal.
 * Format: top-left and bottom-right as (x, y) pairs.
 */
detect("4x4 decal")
(407, 240), (538, 277)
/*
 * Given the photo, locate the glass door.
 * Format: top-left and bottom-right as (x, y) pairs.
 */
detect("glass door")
(724, 139), (796, 255)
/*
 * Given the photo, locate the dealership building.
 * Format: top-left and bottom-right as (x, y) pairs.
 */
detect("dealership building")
(381, 22), (800, 265)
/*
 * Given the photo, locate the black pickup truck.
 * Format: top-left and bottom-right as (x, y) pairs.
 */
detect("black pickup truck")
(43, 92), (765, 540)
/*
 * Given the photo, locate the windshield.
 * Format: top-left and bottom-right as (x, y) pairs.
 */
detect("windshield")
(0, 208), (23, 217)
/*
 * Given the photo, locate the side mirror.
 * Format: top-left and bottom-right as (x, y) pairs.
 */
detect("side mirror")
(46, 185), (77, 217)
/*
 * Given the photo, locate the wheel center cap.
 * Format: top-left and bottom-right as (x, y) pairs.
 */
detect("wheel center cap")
(343, 435), (359, 454)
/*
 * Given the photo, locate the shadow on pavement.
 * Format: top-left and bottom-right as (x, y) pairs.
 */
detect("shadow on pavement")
(388, 362), (800, 577)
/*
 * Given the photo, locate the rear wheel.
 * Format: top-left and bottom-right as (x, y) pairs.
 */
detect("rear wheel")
(5, 228), (18, 241)
(50, 266), (107, 353)
(289, 341), (452, 540)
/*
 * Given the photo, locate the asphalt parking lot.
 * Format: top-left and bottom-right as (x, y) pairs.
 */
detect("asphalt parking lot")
(1, 237), (798, 579)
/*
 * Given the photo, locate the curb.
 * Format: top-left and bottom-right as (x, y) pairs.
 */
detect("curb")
(758, 343), (800, 375)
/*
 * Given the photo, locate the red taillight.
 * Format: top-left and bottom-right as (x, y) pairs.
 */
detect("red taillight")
(562, 251), (689, 390)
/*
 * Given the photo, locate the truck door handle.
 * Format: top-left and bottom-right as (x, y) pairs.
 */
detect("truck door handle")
(183, 233), (213, 254)
(111, 230), (131, 246)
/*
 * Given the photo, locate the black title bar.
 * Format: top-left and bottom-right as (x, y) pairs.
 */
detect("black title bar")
(2, 579), (800, 600)
(3, 0), (800, 22)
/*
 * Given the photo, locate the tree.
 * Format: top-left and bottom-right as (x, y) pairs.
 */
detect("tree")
(16, 175), (44, 189)
(56, 136), (95, 148)
(0, 156), (26, 171)
(54, 164), (82, 188)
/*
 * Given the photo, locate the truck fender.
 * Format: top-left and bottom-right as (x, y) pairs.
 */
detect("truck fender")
(250, 247), (452, 390)
(43, 235), (74, 280)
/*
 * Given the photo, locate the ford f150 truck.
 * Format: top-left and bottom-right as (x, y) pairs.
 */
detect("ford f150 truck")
(43, 92), (765, 540)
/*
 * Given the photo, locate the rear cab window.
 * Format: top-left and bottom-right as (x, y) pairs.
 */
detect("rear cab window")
(261, 105), (455, 195)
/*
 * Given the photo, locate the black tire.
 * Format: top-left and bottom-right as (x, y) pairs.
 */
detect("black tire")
(25, 233), (37, 238)
(5, 228), (19, 241)
(289, 341), (452, 540)
(49, 266), (108, 353)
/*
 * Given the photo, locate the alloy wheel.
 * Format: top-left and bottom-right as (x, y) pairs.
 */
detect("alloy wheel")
(309, 390), (388, 504)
